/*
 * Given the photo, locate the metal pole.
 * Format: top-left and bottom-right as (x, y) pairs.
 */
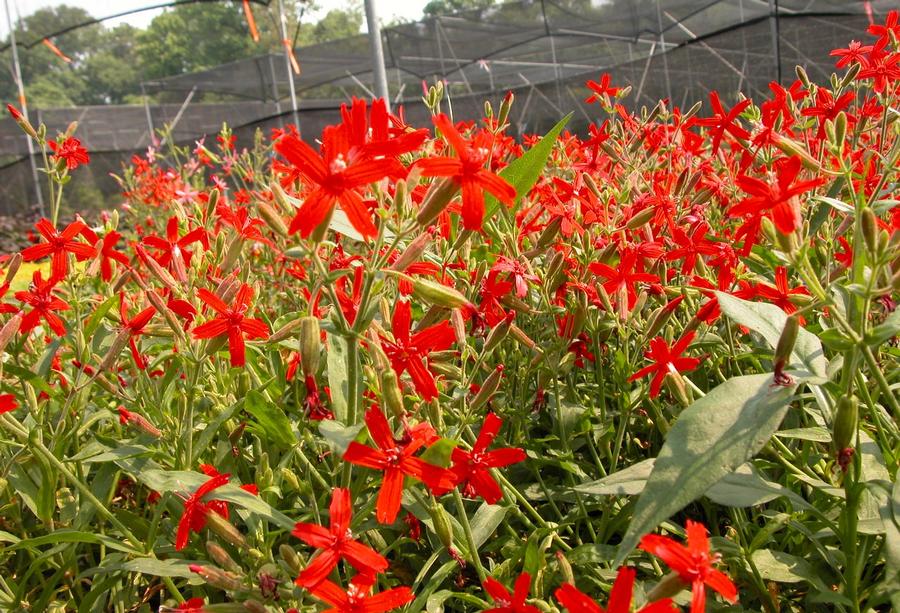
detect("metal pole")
(364, 0), (390, 107)
(768, 0), (782, 83)
(140, 82), (156, 145)
(277, 0), (300, 127)
(5, 0), (44, 218)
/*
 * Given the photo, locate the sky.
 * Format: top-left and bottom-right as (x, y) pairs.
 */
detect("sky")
(0, 0), (432, 38)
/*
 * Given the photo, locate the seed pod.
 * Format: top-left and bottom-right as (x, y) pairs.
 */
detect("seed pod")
(861, 208), (878, 255)
(206, 188), (220, 222)
(299, 316), (321, 377)
(381, 370), (405, 417)
(555, 551), (575, 585)
(145, 291), (187, 344)
(242, 600), (268, 613)
(450, 307), (467, 346)
(430, 504), (454, 550)
(206, 541), (241, 573)
(483, 313), (514, 355)
(832, 395), (858, 454)
(470, 365), (504, 412)
(269, 316), (304, 343)
(647, 571), (690, 602)
(134, 244), (178, 293)
(537, 217), (562, 249)
(393, 180), (408, 218)
(625, 207), (655, 230)
(0, 311), (23, 354)
(416, 178), (460, 228)
(3, 253), (21, 287)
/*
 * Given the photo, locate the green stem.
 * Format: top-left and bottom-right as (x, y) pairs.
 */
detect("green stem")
(452, 489), (487, 583)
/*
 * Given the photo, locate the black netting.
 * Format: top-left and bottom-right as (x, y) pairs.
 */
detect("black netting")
(0, 0), (892, 217)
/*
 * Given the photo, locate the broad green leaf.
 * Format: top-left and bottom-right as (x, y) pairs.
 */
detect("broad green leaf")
(706, 464), (809, 509)
(776, 427), (831, 442)
(484, 113), (572, 218)
(468, 503), (507, 552)
(244, 389), (296, 448)
(420, 437), (457, 468)
(574, 459), (654, 497)
(751, 549), (826, 588)
(866, 308), (900, 347)
(85, 294), (119, 338)
(326, 332), (350, 423)
(813, 196), (854, 213)
(615, 374), (796, 564)
(715, 292), (828, 383)
(319, 420), (364, 456)
(78, 444), (153, 463)
(100, 558), (200, 579)
(566, 543), (617, 565)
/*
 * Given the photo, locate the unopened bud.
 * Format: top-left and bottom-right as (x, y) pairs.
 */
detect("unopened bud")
(861, 208), (878, 255)
(393, 180), (408, 218)
(145, 291), (187, 344)
(416, 178), (459, 228)
(430, 504), (454, 550)
(381, 370), (405, 417)
(206, 188), (220, 222)
(3, 253), (21, 287)
(135, 244), (178, 293)
(299, 317), (321, 377)
(270, 317), (304, 343)
(206, 511), (248, 550)
(483, 312), (514, 355)
(391, 232), (431, 272)
(555, 551), (575, 585)
(773, 315), (800, 385)
(207, 541), (241, 573)
(243, 600), (269, 613)
(537, 217), (561, 249)
(279, 544), (303, 574)
(0, 311), (23, 354)
(795, 65), (811, 88)
(647, 571), (689, 602)
(259, 198), (289, 237)
(832, 395), (858, 458)
(625, 207), (655, 230)
(450, 307), (467, 346)
(470, 365), (504, 412)
(407, 275), (473, 310)
(498, 91), (514, 126)
(189, 563), (242, 591)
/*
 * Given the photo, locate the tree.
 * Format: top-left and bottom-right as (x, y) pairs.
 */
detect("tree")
(422, 0), (496, 17)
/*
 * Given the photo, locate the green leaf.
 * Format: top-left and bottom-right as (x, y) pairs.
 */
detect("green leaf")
(468, 503), (507, 553)
(615, 374), (797, 564)
(98, 558), (200, 579)
(715, 292), (828, 383)
(751, 549), (826, 588)
(484, 113), (571, 218)
(319, 420), (364, 456)
(866, 308), (900, 347)
(813, 196), (854, 213)
(85, 294), (119, 338)
(6, 530), (138, 555)
(706, 464), (809, 509)
(574, 459), (654, 497)
(244, 390), (296, 448)
(326, 332), (350, 423)
(420, 437), (457, 468)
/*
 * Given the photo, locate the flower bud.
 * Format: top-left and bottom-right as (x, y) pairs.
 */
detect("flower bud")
(189, 563), (243, 591)
(416, 178), (459, 228)
(206, 541), (241, 573)
(430, 504), (454, 550)
(205, 511), (248, 550)
(555, 551), (574, 585)
(483, 312), (514, 355)
(269, 316), (304, 343)
(299, 316), (321, 377)
(279, 466), (301, 492)
(3, 253), (21, 287)
(381, 370), (405, 417)
(206, 188), (220, 222)
(624, 207), (655, 230)
(391, 232), (431, 272)
(647, 571), (689, 602)
(832, 395), (858, 458)
(537, 218), (562, 249)
(134, 244), (178, 293)
(861, 208), (878, 255)
(7, 104), (38, 139)
(773, 314), (799, 385)
(243, 600), (269, 613)
(279, 543), (303, 574)
(450, 307), (467, 346)
(498, 91), (514, 126)
(408, 276), (473, 310)
(470, 365), (504, 412)
(0, 311), (23, 354)
(393, 180), (408, 218)
(145, 291), (188, 344)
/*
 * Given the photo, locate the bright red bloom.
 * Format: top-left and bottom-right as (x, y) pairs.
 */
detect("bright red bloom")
(585, 73), (621, 104)
(274, 130), (404, 240)
(343, 405), (449, 524)
(21, 218), (97, 280)
(729, 156), (824, 235)
(0, 394), (18, 415)
(447, 413), (526, 504)
(639, 520), (739, 613)
(589, 248), (659, 313)
(416, 114), (516, 231)
(98, 231), (130, 281)
(175, 472), (230, 551)
(868, 10), (900, 45)
(306, 574), (413, 613)
(380, 300), (455, 400)
(119, 293), (156, 369)
(830, 40), (873, 68)
(15, 271), (70, 337)
(141, 217), (207, 282)
(292, 487), (389, 588)
(555, 567), (677, 613)
(629, 332), (700, 398)
(49, 136), (89, 170)
(192, 284), (270, 367)
(483, 572), (540, 613)
(691, 91), (751, 154)
(749, 266), (809, 318)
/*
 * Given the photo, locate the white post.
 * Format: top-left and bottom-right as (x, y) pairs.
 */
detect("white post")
(277, 0), (300, 127)
(364, 0), (390, 108)
(4, 0), (44, 218)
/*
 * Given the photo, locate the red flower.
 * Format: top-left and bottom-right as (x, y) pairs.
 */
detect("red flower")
(690, 91), (751, 154)
(749, 266), (809, 318)
(589, 248), (659, 313)
(483, 572), (540, 613)
(858, 38), (900, 94)
(415, 114), (516, 231)
(447, 413), (526, 504)
(141, 216), (207, 282)
(98, 231), (130, 281)
(160, 597), (208, 612)
(21, 218), (97, 280)
(585, 73), (621, 104)
(343, 405), (449, 524)
(175, 472), (231, 551)
(0, 394), (18, 415)
(306, 574), (413, 613)
(274, 130), (404, 240)
(15, 271), (70, 337)
(192, 283), (270, 367)
(729, 156), (824, 235)
(629, 332), (700, 398)
(639, 520), (739, 613)
(555, 567), (677, 613)
(292, 487), (389, 588)
(118, 293), (156, 369)
(49, 136), (89, 170)
(830, 40), (873, 68)
(380, 300), (456, 401)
